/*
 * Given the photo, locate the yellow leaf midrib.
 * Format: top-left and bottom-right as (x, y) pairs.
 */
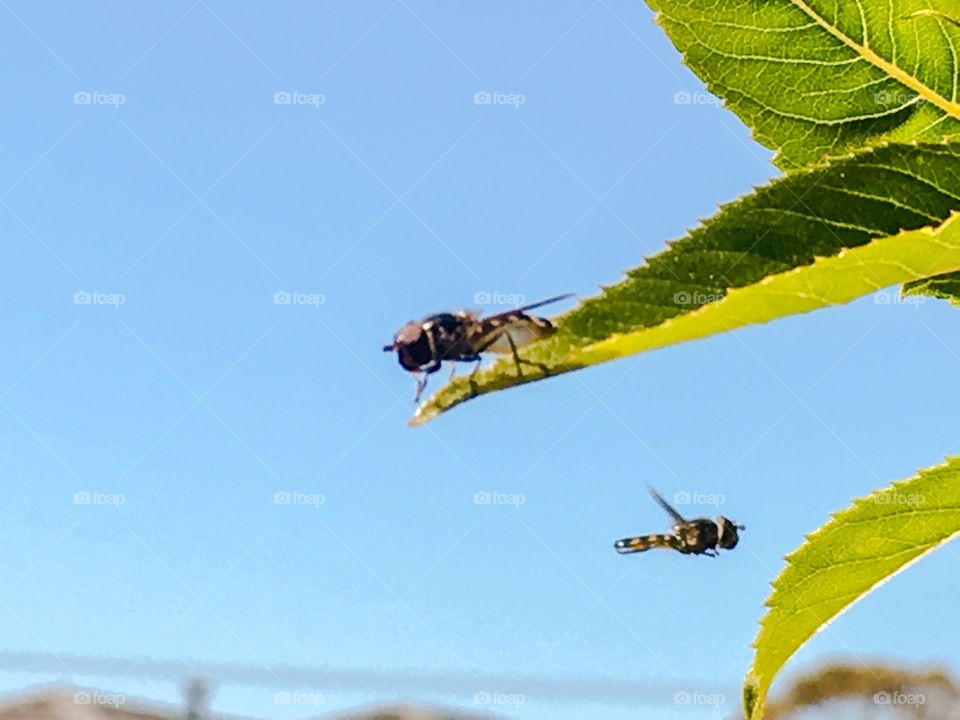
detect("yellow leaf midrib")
(789, 0), (960, 120)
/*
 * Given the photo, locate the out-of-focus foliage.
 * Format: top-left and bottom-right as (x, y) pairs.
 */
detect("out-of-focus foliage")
(759, 661), (959, 719)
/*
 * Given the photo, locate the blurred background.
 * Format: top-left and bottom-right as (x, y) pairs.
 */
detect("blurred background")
(1, 1), (959, 718)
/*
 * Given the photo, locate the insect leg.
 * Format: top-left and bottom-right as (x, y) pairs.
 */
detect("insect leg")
(502, 334), (554, 377)
(464, 357), (482, 398)
(413, 374), (428, 403)
(506, 333), (525, 378)
(497, 331), (553, 378)
(413, 360), (444, 403)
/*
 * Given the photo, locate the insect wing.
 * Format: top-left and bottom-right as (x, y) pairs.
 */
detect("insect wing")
(647, 485), (687, 524)
(471, 294), (573, 354)
(509, 293), (575, 314)
(477, 293), (573, 330)
(477, 315), (554, 354)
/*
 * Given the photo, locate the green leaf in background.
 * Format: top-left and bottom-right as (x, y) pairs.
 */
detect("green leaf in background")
(904, 268), (960, 304)
(648, 0), (960, 168)
(580, 210), (960, 364)
(410, 142), (960, 425)
(744, 456), (960, 718)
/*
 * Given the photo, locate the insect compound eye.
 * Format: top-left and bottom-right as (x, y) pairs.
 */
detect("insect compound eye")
(395, 322), (423, 346)
(393, 322), (434, 371)
(717, 517), (740, 549)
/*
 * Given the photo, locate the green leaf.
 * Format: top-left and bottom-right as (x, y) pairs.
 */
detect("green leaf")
(410, 142), (960, 426)
(744, 456), (960, 719)
(904, 268), (960, 304)
(648, 0), (960, 168)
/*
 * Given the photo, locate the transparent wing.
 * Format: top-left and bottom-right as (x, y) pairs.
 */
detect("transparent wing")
(504, 292), (575, 315)
(480, 319), (554, 354)
(470, 293), (573, 353)
(647, 485), (687, 523)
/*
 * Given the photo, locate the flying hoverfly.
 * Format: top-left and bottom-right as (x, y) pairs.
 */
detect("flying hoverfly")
(384, 293), (574, 402)
(614, 485), (744, 557)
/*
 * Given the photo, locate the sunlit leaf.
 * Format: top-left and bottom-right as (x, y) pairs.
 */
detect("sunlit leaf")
(744, 456), (960, 718)
(410, 142), (960, 426)
(648, 0), (960, 167)
(904, 268), (960, 305)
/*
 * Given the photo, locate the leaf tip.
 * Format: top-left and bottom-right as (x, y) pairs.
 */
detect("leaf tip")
(407, 406), (432, 427)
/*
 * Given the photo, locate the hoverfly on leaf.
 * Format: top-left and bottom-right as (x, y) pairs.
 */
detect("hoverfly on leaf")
(614, 485), (744, 557)
(384, 293), (573, 402)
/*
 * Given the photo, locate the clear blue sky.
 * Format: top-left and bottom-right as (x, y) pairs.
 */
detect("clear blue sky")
(2, 2), (959, 719)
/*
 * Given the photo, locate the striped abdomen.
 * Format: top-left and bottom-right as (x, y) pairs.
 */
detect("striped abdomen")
(614, 534), (681, 554)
